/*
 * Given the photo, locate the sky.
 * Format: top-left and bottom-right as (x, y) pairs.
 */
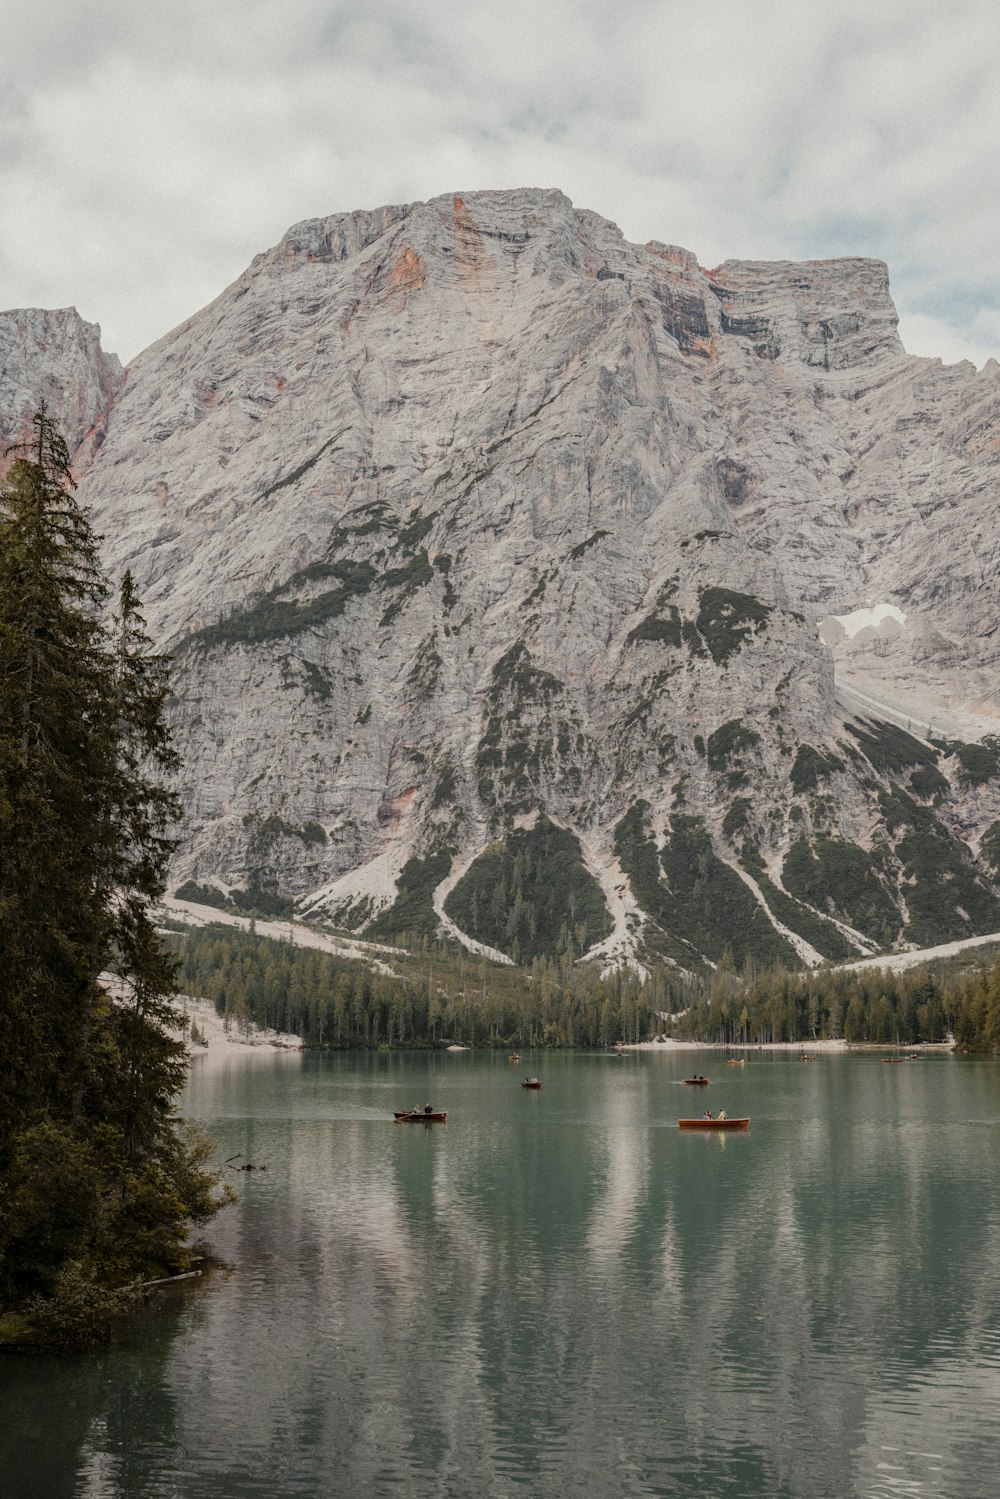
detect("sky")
(2, 0), (999, 367)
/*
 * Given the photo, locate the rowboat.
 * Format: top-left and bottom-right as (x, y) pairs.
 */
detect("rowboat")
(683, 1076), (710, 1085)
(521, 1078), (541, 1089)
(678, 1117), (750, 1131)
(726, 1058), (745, 1066)
(394, 1110), (447, 1123)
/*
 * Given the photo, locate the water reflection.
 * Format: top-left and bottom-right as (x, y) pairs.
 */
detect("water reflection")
(2, 1050), (1000, 1497)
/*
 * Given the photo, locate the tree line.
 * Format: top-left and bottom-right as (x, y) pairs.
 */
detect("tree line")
(170, 923), (1000, 1055)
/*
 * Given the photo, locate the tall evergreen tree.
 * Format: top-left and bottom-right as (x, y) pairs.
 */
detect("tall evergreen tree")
(0, 409), (225, 1311)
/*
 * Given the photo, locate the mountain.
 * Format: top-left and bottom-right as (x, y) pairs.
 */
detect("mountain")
(5, 187), (1000, 975)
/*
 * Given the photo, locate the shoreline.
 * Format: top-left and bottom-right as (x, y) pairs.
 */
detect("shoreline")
(621, 1037), (953, 1053)
(175, 995), (304, 1063)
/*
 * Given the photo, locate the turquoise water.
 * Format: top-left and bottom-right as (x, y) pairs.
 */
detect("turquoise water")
(3, 1047), (1000, 1498)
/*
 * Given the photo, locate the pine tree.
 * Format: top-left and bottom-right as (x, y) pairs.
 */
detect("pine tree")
(0, 410), (228, 1313)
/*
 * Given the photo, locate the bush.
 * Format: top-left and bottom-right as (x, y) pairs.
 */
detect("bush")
(25, 1262), (140, 1350)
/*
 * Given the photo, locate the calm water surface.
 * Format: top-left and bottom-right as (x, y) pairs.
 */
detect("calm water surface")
(3, 1048), (1000, 1498)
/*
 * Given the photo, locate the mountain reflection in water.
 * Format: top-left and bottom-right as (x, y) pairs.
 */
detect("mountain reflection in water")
(3, 1048), (1000, 1499)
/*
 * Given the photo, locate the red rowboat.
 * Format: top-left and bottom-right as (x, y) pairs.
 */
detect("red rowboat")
(678, 1117), (749, 1131)
(394, 1110), (447, 1122)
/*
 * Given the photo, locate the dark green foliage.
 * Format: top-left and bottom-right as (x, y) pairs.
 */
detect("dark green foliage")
(658, 815), (799, 968)
(722, 797), (752, 842)
(430, 754), (458, 809)
(475, 643), (582, 815)
(909, 763), (949, 800)
(877, 785), (1000, 946)
(258, 432), (344, 502)
(25, 1259), (141, 1351)
(669, 961), (953, 1047)
(948, 738), (1000, 787)
(0, 413), (229, 1323)
(750, 872), (857, 962)
(406, 635), (443, 698)
(980, 821), (1000, 875)
(174, 876), (295, 921)
(366, 846), (456, 942)
(379, 551), (434, 626)
(694, 588), (772, 664)
(397, 510), (436, 550)
(228, 887), (296, 920)
(174, 880), (229, 909)
(169, 921), (657, 1051)
(444, 816), (612, 964)
(569, 530), (610, 561)
(613, 802), (796, 968)
(845, 717), (939, 776)
(790, 744), (844, 792)
(626, 605), (682, 649)
(180, 560), (375, 651)
(287, 657), (334, 703)
(613, 801), (670, 936)
(244, 812), (326, 847)
(782, 837), (899, 943)
(706, 720), (760, 773)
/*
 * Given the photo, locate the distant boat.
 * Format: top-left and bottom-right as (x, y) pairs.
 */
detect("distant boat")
(521, 1078), (542, 1089)
(507, 1053), (520, 1062)
(683, 1076), (710, 1085)
(678, 1117), (749, 1131)
(726, 1058), (745, 1066)
(881, 1058), (906, 1064)
(394, 1110), (447, 1122)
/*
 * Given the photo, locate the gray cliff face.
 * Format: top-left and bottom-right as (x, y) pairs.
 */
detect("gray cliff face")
(0, 307), (124, 471)
(8, 189), (1000, 968)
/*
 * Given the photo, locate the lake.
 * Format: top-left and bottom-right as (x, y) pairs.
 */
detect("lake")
(3, 1046), (1000, 1498)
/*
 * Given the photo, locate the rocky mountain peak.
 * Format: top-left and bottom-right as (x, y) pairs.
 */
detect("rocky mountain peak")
(0, 306), (124, 475)
(6, 189), (1000, 974)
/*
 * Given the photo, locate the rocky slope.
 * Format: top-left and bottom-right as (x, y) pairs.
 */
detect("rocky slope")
(6, 188), (1000, 973)
(0, 307), (123, 471)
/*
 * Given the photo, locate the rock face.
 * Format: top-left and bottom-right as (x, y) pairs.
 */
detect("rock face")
(0, 307), (124, 472)
(7, 188), (1000, 970)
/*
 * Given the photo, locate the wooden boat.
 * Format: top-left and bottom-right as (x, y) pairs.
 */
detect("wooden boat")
(881, 1058), (906, 1064)
(678, 1117), (749, 1131)
(394, 1110), (447, 1122)
(726, 1058), (745, 1066)
(683, 1076), (710, 1085)
(507, 1053), (520, 1062)
(521, 1078), (542, 1089)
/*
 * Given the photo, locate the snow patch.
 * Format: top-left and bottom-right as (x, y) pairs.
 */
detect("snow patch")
(825, 603), (907, 639)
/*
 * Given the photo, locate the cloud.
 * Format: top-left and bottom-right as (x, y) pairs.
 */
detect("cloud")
(1, 0), (998, 365)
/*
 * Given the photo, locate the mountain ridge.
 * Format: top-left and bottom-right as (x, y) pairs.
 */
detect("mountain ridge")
(5, 187), (1000, 973)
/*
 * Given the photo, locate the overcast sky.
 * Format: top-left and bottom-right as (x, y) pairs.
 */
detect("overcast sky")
(2, 0), (998, 366)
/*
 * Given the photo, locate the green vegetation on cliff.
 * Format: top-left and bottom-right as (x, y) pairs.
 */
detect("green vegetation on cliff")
(444, 816), (612, 964)
(613, 802), (798, 970)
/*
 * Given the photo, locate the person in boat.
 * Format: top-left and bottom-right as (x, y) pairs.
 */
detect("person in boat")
(717, 1110), (727, 1121)
(424, 1104), (433, 1114)
(702, 1109), (714, 1120)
